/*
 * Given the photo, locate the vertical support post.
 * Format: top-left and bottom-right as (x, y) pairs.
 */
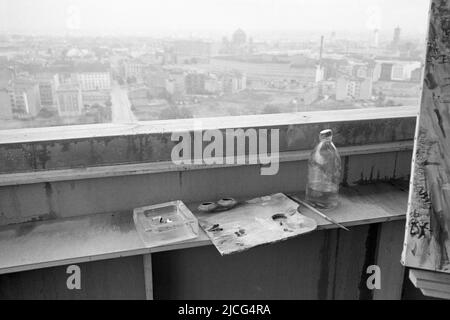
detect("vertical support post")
(373, 220), (405, 300)
(143, 254), (153, 300)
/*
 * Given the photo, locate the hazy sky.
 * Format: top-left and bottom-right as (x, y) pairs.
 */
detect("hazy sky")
(0, 0), (430, 38)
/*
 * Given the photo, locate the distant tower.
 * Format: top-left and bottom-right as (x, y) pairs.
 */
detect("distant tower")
(319, 35), (324, 64)
(392, 26), (401, 49)
(0, 0), (6, 35)
(330, 31), (336, 43)
(231, 29), (247, 55)
(373, 29), (380, 48)
(317, 35), (325, 85)
(248, 37), (254, 53)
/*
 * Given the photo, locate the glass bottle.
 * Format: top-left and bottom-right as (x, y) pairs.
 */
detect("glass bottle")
(305, 129), (342, 209)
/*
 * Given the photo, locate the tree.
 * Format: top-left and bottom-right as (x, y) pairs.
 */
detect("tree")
(159, 105), (193, 120)
(261, 104), (281, 114)
(386, 99), (396, 106)
(37, 108), (57, 118)
(375, 92), (386, 107)
(126, 76), (137, 84)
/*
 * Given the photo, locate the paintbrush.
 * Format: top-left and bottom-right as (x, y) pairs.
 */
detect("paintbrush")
(288, 195), (350, 231)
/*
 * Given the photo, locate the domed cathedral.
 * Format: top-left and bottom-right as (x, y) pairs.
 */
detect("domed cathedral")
(232, 29), (247, 46)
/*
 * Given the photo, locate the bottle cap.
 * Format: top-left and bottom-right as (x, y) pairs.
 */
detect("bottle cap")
(319, 129), (333, 140)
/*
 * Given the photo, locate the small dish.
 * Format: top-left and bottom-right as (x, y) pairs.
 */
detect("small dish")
(198, 202), (218, 213)
(197, 197), (238, 213)
(217, 198), (238, 209)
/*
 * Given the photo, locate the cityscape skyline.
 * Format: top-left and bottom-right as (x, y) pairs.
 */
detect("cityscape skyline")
(0, 0), (429, 130)
(0, 0), (430, 39)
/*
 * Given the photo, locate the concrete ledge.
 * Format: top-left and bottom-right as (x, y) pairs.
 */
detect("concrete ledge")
(0, 107), (416, 174)
(0, 183), (407, 275)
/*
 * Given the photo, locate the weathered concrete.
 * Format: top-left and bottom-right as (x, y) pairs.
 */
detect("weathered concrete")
(0, 150), (412, 226)
(0, 118), (415, 174)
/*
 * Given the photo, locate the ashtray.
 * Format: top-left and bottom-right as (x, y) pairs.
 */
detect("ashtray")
(133, 200), (199, 247)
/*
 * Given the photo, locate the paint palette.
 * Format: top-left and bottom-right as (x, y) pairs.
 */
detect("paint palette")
(133, 201), (199, 248)
(197, 193), (317, 255)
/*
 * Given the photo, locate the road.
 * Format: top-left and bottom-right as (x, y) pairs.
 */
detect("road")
(110, 83), (137, 123)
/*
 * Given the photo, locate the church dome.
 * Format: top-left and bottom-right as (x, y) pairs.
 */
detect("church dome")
(232, 29), (247, 45)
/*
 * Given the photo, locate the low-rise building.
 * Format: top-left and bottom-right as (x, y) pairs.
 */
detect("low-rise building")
(320, 80), (336, 97)
(143, 66), (168, 97)
(185, 72), (206, 95)
(82, 91), (110, 107)
(373, 59), (422, 82)
(222, 72), (246, 94)
(122, 59), (146, 81)
(410, 67), (424, 82)
(336, 76), (372, 101)
(56, 84), (83, 117)
(165, 70), (186, 97)
(75, 63), (112, 91)
(8, 78), (41, 117)
(0, 88), (13, 119)
(373, 80), (422, 106)
(76, 72), (111, 91)
(35, 73), (60, 108)
(204, 74), (222, 94)
(170, 40), (212, 64)
(295, 84), (320, 106)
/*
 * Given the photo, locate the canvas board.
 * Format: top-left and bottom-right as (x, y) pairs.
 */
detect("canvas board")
(402, 0), (450, 273)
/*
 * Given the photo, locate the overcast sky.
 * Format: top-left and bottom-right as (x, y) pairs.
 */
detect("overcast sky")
(0, 0), (430, 38)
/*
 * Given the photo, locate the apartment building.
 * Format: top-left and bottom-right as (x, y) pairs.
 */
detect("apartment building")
(76, 72), (111, 91)
(8, 79), (41, 117)
(336, 75), (373, 101)
(56, 84), (83, 117)
(35, 73), (60, 108)
(0, 88), (13, 119)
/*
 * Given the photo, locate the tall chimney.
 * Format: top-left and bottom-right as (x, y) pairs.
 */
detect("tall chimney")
(373, 29), (379, 48)
(319, 35), (324, 66)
